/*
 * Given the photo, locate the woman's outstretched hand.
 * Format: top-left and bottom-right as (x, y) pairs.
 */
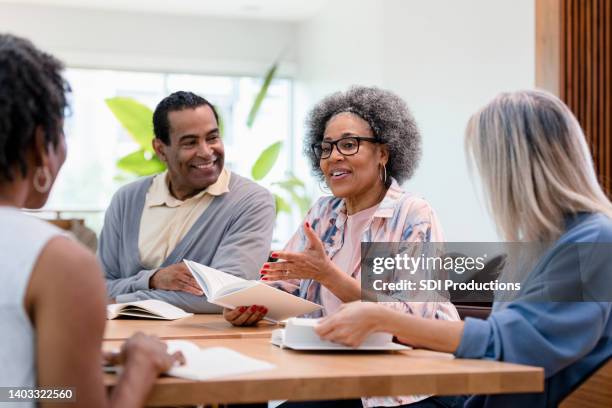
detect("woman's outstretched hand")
(262, 222), (337, 285)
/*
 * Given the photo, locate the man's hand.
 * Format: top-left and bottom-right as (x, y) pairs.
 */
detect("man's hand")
(149, 263), (204, 296)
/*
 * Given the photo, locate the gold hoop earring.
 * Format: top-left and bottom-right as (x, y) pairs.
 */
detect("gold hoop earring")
(33, 166), (52, 193)
(379, 163), (388, 185)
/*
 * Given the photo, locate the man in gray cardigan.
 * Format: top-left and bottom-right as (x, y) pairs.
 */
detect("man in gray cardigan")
(99, 91), (275, 313)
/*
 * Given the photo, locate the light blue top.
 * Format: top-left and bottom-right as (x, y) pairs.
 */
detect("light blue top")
(456, 212), (612, 407)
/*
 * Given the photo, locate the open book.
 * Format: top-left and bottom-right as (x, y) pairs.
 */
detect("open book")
(184, 259), (321, 322)
(104, 340), (275, 380)
(107, 299), (192, 320)
(271, 318), (409, 351)
(166, 340), (275, 380)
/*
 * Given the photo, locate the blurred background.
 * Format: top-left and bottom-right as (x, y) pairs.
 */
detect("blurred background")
(0, 0), (537, 244)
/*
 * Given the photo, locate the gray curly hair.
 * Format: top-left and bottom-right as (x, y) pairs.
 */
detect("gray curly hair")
(304, 86), (421, 184)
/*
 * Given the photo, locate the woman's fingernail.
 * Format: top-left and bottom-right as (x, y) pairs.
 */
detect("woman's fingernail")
(239, 306), (247, 312)
(271, 252), (278, 258)
(262, 277), (268, 280)
(305, 221), (310, 228)
(250, 305), (258, 311)
(263, 263), (270, 269)
(260, 270), (268, 275)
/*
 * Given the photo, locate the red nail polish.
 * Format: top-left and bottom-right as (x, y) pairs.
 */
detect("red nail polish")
(262, 277), (268, 281)
(271, 252), (278, 258)
(239, 306), (247, 312)
(260, 270), (268, 275)
(263, 263), (270, 268)
(305, 221), (310, 228)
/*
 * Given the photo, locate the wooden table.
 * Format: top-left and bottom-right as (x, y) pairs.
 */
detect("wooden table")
(104, 314), (278, 341)
(104, 337), (544, 406)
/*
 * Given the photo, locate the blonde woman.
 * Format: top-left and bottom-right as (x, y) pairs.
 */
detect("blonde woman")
(314, 90), (612, 407)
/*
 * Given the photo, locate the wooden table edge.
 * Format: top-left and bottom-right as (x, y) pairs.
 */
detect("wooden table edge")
(105, 364), (544, 406)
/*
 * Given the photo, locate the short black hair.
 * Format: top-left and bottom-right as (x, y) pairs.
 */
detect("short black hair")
(0, 33), (70, 182)
(152, 91), (219, 145)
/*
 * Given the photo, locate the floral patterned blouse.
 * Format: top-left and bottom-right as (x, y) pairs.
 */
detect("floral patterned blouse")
(274, 179), (459, 408)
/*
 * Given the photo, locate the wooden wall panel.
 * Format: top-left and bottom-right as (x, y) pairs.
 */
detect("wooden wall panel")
(537, 0), (612, 197)
(561, 0), (612, 196)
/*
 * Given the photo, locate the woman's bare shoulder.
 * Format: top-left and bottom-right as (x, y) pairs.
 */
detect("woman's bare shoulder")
(26, 236), (106, 312)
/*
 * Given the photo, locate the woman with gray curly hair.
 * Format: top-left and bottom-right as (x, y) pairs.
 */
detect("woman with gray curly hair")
(225, 86), (459, 407)
(303, 85), (422, 187)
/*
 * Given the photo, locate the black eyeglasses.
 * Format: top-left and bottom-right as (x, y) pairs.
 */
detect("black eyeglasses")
(311, 136), (380, 160)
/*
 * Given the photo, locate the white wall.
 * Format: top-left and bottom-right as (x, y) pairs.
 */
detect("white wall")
(0, 2), (297, 76)
(0, 0), (536, 241)
(297, 0), (535, 241)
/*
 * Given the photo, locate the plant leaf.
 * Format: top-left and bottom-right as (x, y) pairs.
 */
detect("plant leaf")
(246, 63), (278, 128)
(274, 194), (291, 214)
(251, 141), (282, 181)
(273, 182), (311, 216)
(217, 110), (225, 137)
(117, 149), (166, 176)
(105, 97), (155, 152)
(272, 176), (305, 189)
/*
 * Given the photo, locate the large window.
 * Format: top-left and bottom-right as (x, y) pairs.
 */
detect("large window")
(44, 68), (295, 242)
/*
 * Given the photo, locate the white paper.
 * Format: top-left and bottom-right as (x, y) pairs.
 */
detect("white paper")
(271, 318), (409, 351)
(166, 340), (276, 380)
(106, 299), (192, 320)
(184, 259), (245, 298)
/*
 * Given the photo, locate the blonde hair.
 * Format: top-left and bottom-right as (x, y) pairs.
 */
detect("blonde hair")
(466, 90), (612, 241)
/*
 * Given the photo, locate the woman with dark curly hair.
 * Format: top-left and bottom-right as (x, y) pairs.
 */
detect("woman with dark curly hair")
(0, 33), (184, 408)
(225, 86), (459, 408)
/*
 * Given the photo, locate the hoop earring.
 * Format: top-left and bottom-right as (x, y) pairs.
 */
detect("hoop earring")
(318, 180), (331, 194)
(379, 163), (388, 185)
(33, 166), (52, 193)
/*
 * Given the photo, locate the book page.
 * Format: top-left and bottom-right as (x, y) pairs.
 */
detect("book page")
(184, 260), (246, 298)
(113, 309), (167, 319)
(214, 282), (321, 321)
(166, 340), (275, 380)
(290, 317), (393, 347)
(106, 300), (192, 320)
(215, 279), (258, 298)
(280, 318), (402, 350)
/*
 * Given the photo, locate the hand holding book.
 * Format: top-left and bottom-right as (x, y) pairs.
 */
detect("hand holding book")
(224, 305), (268, 326)
(184, 259), (321, 322)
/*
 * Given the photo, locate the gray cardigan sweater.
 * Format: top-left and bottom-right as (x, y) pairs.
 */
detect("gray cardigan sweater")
(99, 172), (275, 313)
